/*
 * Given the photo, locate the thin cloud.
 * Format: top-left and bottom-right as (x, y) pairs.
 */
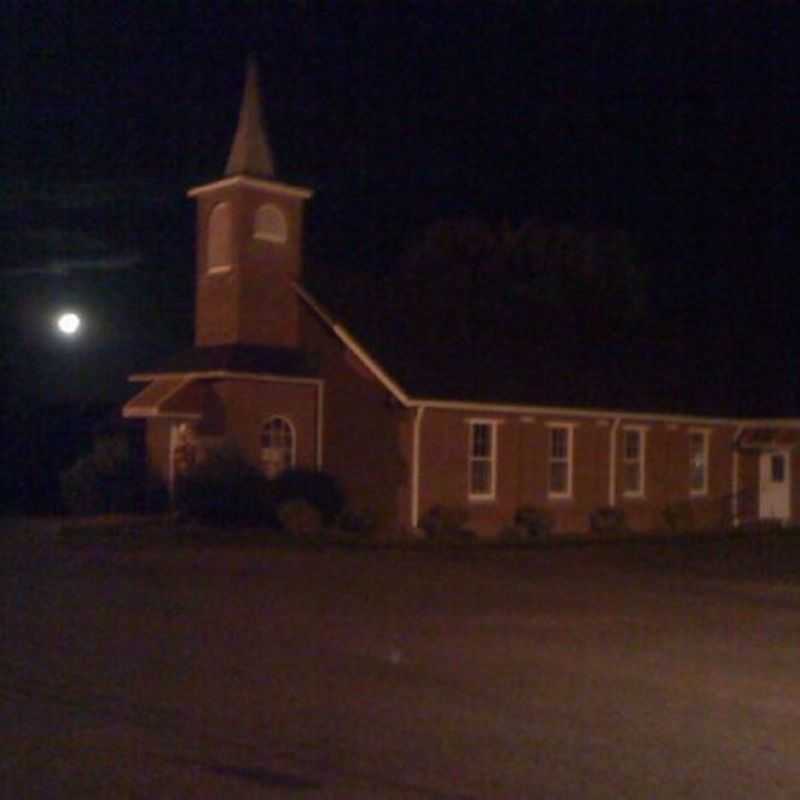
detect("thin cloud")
(0, 252), (141, 278)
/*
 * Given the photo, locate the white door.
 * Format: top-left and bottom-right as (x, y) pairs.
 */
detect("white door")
(759, 451), (791, 522)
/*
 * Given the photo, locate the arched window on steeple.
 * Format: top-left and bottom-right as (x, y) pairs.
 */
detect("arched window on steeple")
(254, 204), (287, 243)
(208, 202), (233, 272)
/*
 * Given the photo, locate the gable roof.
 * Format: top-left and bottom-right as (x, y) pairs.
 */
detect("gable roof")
(297, 280), (800, 421)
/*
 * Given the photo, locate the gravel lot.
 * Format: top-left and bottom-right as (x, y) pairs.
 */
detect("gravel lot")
(3, 520), (800, 798)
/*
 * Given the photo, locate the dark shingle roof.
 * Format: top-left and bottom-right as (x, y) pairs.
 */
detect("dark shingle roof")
(137, 344), (316, 378)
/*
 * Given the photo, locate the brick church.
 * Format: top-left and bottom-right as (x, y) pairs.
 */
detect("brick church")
(124, 60), (800, 535)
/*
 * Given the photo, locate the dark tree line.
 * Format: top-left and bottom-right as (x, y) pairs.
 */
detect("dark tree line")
(393, 216), (646, 350)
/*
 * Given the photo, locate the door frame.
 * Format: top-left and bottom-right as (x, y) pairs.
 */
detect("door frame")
(758, 449), (791, 523)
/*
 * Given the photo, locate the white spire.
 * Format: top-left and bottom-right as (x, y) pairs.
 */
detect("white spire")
(224, 56), (276, 179)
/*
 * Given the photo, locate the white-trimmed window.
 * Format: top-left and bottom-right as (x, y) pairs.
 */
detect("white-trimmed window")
(548, 425), (573, 498)
(689, 430), (710, 495)
(468, 420), (497, 500)
(261, 416), (295, 478)
(208, 201), (233, 272)
(622, 427), (646, 497)
(254, 204), (287, 243)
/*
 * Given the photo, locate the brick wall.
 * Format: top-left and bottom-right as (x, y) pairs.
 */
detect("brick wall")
(194, 183), (307, 349)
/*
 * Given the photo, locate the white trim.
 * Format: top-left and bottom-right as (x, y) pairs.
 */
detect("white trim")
(188, 175), (313, 200)
(123, 408), (201, 420)
(732, 426), (743, 527)
(411, 406), (426, 527)
(294, 283), (411, 406)
(622, 426), (647, 498)
(123, 377), (199, 419)
(759, 449), (792, 523)
(688, 429), (711, 496)
(333, 323), (411, 405)
(417, 398), (800, 429)
(168, 423), (179, 499)
(316, 382), (324, 469)
(547, 424), (574, 500)
(609, 417), (621, 506)
(293, 285), (800, 430)
(207, 201), (234, 273)
(253, 203), (288, 243)
(468, 419), (498, 501)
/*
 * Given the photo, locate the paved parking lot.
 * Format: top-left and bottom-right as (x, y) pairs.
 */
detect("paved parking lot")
(3, 526), (800, 797)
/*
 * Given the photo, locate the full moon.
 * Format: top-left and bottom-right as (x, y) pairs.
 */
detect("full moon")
(56, 312), (81, 336)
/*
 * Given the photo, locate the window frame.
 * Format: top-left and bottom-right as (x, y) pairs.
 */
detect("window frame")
(622, 426), (646, 498)
(547, 423), (574, 499)
(688, 429), (710, 496)
(207, 201), (234, 274)
(254, 203), (288, 243)
(261, 415), (295, 478)
(468, 419), (498, 501)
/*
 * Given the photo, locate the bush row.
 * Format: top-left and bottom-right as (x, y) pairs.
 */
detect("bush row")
(60, 443), (366, 537)
(62, 441), (707, 540)
(418, 503), (699, 540)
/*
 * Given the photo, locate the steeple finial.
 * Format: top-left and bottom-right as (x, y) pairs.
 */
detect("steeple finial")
(225, 56), (276, 179)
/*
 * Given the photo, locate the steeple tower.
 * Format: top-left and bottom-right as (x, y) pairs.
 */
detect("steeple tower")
(187, 58), (312, 350)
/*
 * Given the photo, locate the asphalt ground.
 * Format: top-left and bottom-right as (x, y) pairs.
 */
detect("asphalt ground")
(3, 522), (800, 798)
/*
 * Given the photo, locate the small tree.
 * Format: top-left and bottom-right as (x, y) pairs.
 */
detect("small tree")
(61, 436), (156, 515)
(267, 468), (345, 528)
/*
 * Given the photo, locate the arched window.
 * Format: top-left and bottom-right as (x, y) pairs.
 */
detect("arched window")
(208, 202), (233, 272)
(261, 416), (294, 478)
(253, 204), (287, 243)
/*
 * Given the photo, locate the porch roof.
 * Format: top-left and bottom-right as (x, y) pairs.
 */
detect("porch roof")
(123, 378), (204, 420)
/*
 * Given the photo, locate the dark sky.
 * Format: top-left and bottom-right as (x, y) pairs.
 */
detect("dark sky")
(1, 2), (798, 406)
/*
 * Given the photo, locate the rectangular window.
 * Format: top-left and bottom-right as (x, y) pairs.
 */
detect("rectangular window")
(469, 421), (497, 500)
(689, 431), (710, 495)
(548, 425), (573, 498)
(622, 428), (645, 496)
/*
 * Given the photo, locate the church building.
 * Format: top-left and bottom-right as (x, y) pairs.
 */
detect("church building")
(124, 61), (800, 535)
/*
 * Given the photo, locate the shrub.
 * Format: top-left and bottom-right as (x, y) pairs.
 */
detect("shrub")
(175, 445), (270, 526)
(277, 498), (323, 537)
(663, 501), (694, 534)
(61, 437), (153, 515)
(338, 507), (378, 537)
(514, 505), (554, 537)
(498, 523), (528, 543)
(419, 504), (470, 540)
(267, 468), (345, 527)
(589, 506), (627, 535)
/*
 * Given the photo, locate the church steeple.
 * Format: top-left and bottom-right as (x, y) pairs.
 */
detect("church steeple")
(225, 56), (275, 179)
(188, 58), (312, 350)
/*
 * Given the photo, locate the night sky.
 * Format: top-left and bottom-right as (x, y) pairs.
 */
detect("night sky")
(2, 3), (798, 410)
